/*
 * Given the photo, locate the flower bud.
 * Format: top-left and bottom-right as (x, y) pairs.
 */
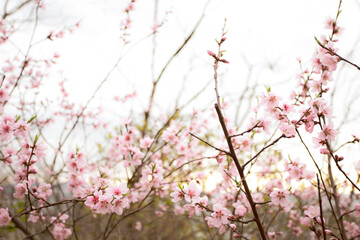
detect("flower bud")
(207, 50), (216, 58)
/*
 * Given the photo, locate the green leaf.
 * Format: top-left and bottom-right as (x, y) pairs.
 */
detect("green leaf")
(33, 134), (39, 145)
(265, 85), (271, 93)
(27, 114), (37, 124)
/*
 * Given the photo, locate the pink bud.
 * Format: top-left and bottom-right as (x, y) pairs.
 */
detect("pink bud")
(220, 59), (229, 64)
(207, 50), (216, 57)
(325, 230), (332, 235)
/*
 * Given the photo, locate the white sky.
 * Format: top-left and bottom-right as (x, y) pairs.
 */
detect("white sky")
(27, 0), (360, 117)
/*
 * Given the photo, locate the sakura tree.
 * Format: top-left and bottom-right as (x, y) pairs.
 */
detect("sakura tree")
(169, 1), (360, 239)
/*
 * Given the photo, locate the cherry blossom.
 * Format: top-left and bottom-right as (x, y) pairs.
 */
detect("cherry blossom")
(170, 186), (184, 203)
(183, 180), (202, 203)
(318, 122), (338, 141)
(270, 189), (291, 209)
(0, 208), (11, 226)
(304, 206), (320, 219)
(206, 203), (230, 228)
(279, 123), (296, 138)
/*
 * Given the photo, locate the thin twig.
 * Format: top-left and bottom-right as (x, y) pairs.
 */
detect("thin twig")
(229, 121), (261, 139)
(315, 38), (360, 71)
(189, 132), (230, 156)
(317, 174), (327, 240)
(243, 135), (284, 168)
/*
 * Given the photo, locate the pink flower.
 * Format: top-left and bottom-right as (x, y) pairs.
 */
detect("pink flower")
(152, 22), (160, 33)
(309, 98), (332, 117)
(233, 203), (247, 217)
(184, 203), (203, 218)
(299, 216), (311, 226)
(312, 136), (327, 149)
(13, 121), (30, 138)
(282, 103), (294, 114)
(302, 112), (316, 133)
(268, 232), (283, 239)
(265, 179), (283, 193)
(28, 211), (43, 223)
(318, 122), (338, 141)
(318, 52), (338, 71)
(112, 198), (130, 215)
(258, 119), (271, 135)
(183, 180), (202, 203)
(135, 221), (142, 231)
(353, 204), (360, 218)
(84, 190), (101, 210)
(239, 137), (253, 151)
(279, 123), (296, 138)
(162, 126), (179, 144)
(0, 89), (9, 103)
(123, 118), (131, 125)
(13, 182), (29, 199)
(170, 187), (184, 202)
(270, 189), (291, 208)
(0, 115), (14, 141)
(304, 206), (320, 218)
(140, 136), (154, 149)
(207, 203), (229, 228)
(110, 183), (129, 198)
(324, 17), (335, 30)
(37, 183), (52, 199)
(174, 205), (185, 215)
(320, 148), (330, 155)
(95, 194), (112, 214)
(268, 232), (276, 239)
(262, 93), (281, 109)
(52, 223), (71, 240)
(0, 208), (11, 226)
(198, 196), (208, 207)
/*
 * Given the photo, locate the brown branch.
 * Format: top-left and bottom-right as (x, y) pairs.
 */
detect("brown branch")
(14, 199), (84, 218)
(243, 134), (284, 168)
(296, 129), (347, 240)
(325, 140), (360, 193)
(327, 154), (346, 238)
(229, 121), (261, 139)
(317, 174), (327, 240)
(315, 38), (360, 71)
(104, 200), (154, 240)
(142, 6), (207, 136)
(165, 156), (213, 178)
(333, 136), (359, 152)
(2, 0), (32, 19)
(189, 132), (230, 156)
(265, 208), (280, 234)
(213, 20), (227, 109)
(9, 213), (39, 240)
(214, 103), (266, 240)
